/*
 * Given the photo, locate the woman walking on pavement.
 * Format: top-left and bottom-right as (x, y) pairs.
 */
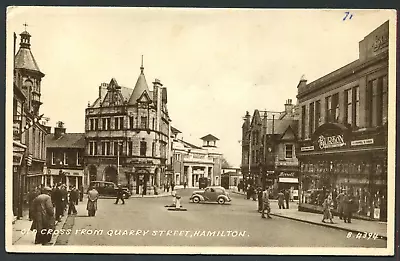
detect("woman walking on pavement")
(87, 186), (99, 217)
(322, 194), (334, 224)
(277, 190), (285, 209)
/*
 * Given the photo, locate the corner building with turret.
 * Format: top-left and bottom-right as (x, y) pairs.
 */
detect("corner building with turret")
(85, 61), (171, 195)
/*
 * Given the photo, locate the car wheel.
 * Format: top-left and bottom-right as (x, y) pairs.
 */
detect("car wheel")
(218, 198), (226, 205)
(193, 196), (200, 203)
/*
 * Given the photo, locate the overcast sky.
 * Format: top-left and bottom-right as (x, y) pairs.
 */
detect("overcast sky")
(7, 7), (394, 167)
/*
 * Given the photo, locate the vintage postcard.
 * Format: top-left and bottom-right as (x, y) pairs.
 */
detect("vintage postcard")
(5, 7), (397, 255)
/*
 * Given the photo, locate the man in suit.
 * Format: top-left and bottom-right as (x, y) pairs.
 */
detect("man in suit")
(30, 187), (55, 245)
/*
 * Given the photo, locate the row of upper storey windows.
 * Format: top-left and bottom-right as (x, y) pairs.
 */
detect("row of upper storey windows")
(88, 116), (155, 131)
(300, 74), (388, 139)
(87, 140), (167, 158)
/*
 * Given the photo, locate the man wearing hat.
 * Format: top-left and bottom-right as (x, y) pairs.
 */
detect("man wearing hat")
(30, 187), (55, 245)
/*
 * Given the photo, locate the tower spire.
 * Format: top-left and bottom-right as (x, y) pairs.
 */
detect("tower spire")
(140, 55), (144, 74)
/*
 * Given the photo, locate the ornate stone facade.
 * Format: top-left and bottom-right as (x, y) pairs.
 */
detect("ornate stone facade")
(85, 61), (171, 195)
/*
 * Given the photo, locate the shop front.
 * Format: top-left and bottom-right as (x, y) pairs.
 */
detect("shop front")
(13, 141), (27, 217)
(298, 123), (387, 221)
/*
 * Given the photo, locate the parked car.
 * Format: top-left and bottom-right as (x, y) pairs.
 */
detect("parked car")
(89, 181), (131, 199)
(190, 186), (231, 205)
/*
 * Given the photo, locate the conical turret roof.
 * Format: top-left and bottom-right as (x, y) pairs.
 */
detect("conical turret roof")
(15, 30), (44, 76)
(128, 60), (151, 105)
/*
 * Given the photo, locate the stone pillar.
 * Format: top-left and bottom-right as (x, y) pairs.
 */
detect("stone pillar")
(50, 176), (54, 187)
(209, 167), (213, 185)
(44, 176), (47, 186)
(66, 176), (70, 188)
(76, 177), (79, 188)
(188, 166), (193, 188)
(41, 175), (44, 185)
(204, 166), (208, 178)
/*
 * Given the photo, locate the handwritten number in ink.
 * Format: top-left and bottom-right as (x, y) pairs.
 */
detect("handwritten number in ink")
(343, 12), (353, 21)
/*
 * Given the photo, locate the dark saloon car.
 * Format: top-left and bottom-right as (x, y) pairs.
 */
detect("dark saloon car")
(89, 181), (131, 199)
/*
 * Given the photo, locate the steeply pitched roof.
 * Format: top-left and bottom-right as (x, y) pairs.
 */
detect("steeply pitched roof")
(200, 134), (219, 141)
(15, 47), (43, 74)
(263, 119), (297, 135)
(46, 133), (85, 148)
(128, 69), (152, 105)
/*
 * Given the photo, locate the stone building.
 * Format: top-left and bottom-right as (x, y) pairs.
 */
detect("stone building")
(296, 21), (388, 221)
(85, 60), (171, 195)
(241, 99), (299, 197)
(170, 129), (222, 188)
(13, 28), (49, 217)
(45, 122), (86, 190)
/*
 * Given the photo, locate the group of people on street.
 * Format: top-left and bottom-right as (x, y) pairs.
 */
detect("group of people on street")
(321, 189), (355, 224)
(27, 183), (100, 245)
(277, 189), (292, 209)
(163, 181), (175, 192)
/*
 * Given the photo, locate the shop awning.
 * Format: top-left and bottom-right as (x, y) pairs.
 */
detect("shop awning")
(279, 177), (298, 183)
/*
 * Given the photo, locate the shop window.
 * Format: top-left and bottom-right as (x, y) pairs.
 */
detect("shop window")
(115, 117), (124, 130)
(51, 152), (56, 165)
(140, 141), (147, 156)
(285, 144), (293, 158)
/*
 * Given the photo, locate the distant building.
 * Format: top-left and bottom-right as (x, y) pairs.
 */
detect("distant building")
(241, 99), (299, 197)
(221, 167), (242, 189)
(85, 59), (172, 195)
(45, 123), (85, 190)
(170, 129), (222, 188)
(296, 21), (388, 221)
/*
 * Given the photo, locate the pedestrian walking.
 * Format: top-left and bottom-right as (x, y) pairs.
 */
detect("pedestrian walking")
(115, 184), (125, 204)
(252, 186), (257, 201)
(343, 192), (354, 223)
(68, 186), (78, 215)
(28, 187), (39, 221)
(322, 194), (334, 224)
(30, 187), (55, 245)
(52, 183), (63, 222)
(261, 188), (272, 219)
(336, 190), (345, 220)
(284, 189), (290, 209)
(277, 190), (285, 209)
(183, 182), (187, 189)
(87, 187), (99, 217)
(61, 184), (68, 215)
(171, 182), (175, 191)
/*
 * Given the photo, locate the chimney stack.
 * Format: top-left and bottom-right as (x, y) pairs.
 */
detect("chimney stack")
(284, 99), (294, 114)
(54, 121), (66, 139)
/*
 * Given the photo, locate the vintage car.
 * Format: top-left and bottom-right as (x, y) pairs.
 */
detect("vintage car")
(189, 186), (231, 204)
(89, 181), (131, 199)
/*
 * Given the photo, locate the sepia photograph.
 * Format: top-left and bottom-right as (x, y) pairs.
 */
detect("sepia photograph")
(6, 7), (397, 255)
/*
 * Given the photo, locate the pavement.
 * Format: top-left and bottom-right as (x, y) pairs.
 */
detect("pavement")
(231, 190), (387, 239)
